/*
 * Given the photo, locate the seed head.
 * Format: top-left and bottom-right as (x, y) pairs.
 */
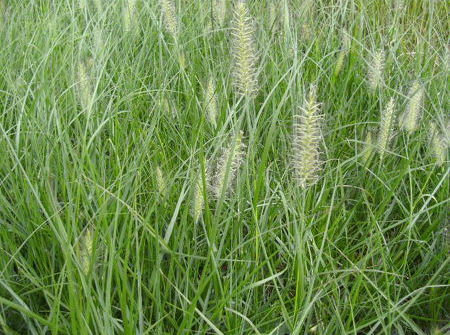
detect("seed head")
(292, 85), (323, 189)
(368, 49), (385, 91)
(160, 0), (178, 39)
(231, 0), (258, 98)
(444, 119), (450, 147)
(429, 122), (447, 166)
(192, 170), (205, 222)
(209, 131), (246, 199)
(214, 0), (227, 26)
(205, 77), (218, 128)
(78, 227), (94, 275)
(400, 81), (424, 133)
(363, 130), (375, 164)
(377, 97), (396, 159)
(156, 166), (167, 197)
(76, 60), (92, 111)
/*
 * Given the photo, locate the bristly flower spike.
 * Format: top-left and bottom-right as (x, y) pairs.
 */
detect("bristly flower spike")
(205, 76), (218, 128)
(231, 0), (258, 98)
(209, 131), (246, 199)
(214, 0), (227, 27)
(156, 166), (167, 198)
(160, 0), (178, 39)
(429, 122), (447, 166)
(400, 80), (424, 133)
(292, 84), (324, 189)
(377, 97), (396, 160)
(192, 169), (205, 222)
(78, 227), (94, 275)
(368, 49), (385, 91)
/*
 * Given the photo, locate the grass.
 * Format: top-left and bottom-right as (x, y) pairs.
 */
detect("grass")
(0, 0), (449, 334)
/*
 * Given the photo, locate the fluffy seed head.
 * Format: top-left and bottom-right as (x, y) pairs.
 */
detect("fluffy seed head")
(123, 0), (138, 33)
(445, 119), (450, 147)
(192, 170), (205, 222)
(214, 0), (227, 26)
(76, 60), (92, 111)
(156, 166), (167, 197)
(78, 227), (94, 275)
(429, 122), (447, 166)
(400, 81), (424, 133)
(209, 131), (246, 199)
(160, 0), (178, 39)
(368, 49), (385, 91)
(205, 77), (218, 128)
(292, 85), (323, 189)
(377, 97), (396, 159)
(231, 0), (258, 97)
(334, 29), (351, 77)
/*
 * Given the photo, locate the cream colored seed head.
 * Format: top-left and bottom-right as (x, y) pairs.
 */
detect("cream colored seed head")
(205, 77), (218, 128)
(292, 85), (323, 189)
(444, 119), (450, 147)
(400, 81), (424, 133)
(231, 0), (258, 98)
(76, 60), (92, 111)
(209, 131), (246, 199)
(156, 166), (167, 197)
(160, 0), (178, 39)
(79, 227), (94, 275)
(214, 0), (227, 26)
(192, 170), (205, 222)
(368, 49), (385, 91)
(377, 97), (396, 159)
(430, 122), (447, 166)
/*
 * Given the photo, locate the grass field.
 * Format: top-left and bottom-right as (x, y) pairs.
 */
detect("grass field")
(0, 0), (449, 334)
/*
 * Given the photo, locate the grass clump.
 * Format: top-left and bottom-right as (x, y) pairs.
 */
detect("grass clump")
(0, 0), (448, 334)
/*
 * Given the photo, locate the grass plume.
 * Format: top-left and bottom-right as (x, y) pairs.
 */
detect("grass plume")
(430, 122), (447, 166)
(77, 227), (94, 275)
(292, 85), (323, 189)
(368, 49), (385, 91)
(76, 59), (92, 111)
(192, 169), (205, 222)
(400, 80), (424, 133)
(209, 131), (246, 199)
(377, 97), (396, 159)
(214, 0), (227, 27)
(231, 0), (258, 98)
(205, 76), (218, 128)
(160, 0), (178, 39)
